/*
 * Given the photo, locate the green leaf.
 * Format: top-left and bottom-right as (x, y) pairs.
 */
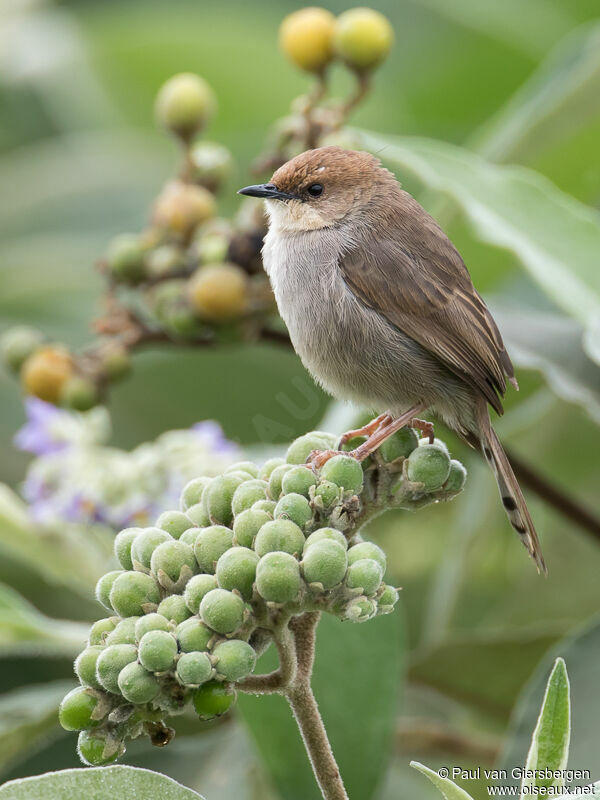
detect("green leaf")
(521, 658), (571, 796)
(0, 766), (205, 800)
(410, 761), (476, 800)
(238, 611), (405, 800)
(356, 130), (600, 328)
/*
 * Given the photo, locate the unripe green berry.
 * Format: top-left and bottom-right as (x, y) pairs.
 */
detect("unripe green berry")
(225, 461), (259, 478)
(109, 571), (160, 617)
(177, 651), (213, 687)
(176, 617), (212, 652)
(179, 527), (200, 547)
(418, 437), (450, 455)
(256, 552), (301, 603)
(254, 519), (305, 558)
(183, 573), (218, 614)
(407, 444), (451, 490)
(105, 616), (139, 645)
(268, 464), (293, 500)
(59, 687), (100, 731)
(151, 540), (197, 589)
(252, 499), (277, 516)
(156, 510), (194, 539)
(155, 73), (216, 138)
(216, 546), (259, 600)
(303, 527), (347, 553)
(186, 503), (211, 527)
(95, 570), (124, 612)
(213, 639), (256, 682)
(347, 541), (386, 572)
(118, 661), (160, 703)
(231, 479), (268, 516)
(106, 233), (147, 283)
(138, 630), (178, 673)
(320, 455), (363, 494)
(194, 525), (233, 573)
(100, 343), (131, 382)
(378, 428), (418, 462)
(135, 613), (170, 642)
(302, 540), (347, 589)
(346, 558), (383, 595)
(88, 617), (118, 646)
(130, 527), (172, 571)
(274, 492), (313, 530)
(345, 596), (377, 622)
(157, 595), (192, 625)
(286, 432), (337, 465)
(95, 644), (137, 694)
(377, 584), (399, 613)
(205, 474), (246, 525)
(314, 480), (341, 508)
(259, 457), (286, 481)
(333, 8), (394, 70)
(233, 508), (271, 548)
(443, 459), (467, 493)
(281, 465), (317, 498)
(114, 528), (141, 570)
(60, 376), (99, 411)
(200, 588), (245, 635)
(196, 231), (229, 264)
(180, 477), (211, 510)
(75, 646), (103, 689)
(0, 326), (44, 372)
(193, 680), (236, 719)
(77, 730), (120, 767)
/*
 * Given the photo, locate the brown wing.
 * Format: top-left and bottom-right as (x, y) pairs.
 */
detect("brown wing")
(340, 197), (515, 415)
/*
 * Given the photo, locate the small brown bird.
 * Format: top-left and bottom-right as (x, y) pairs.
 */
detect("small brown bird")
(239, 146), (546, 573)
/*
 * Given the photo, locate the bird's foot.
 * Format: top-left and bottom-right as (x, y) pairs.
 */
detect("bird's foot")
(306, 449), (348, 469)
(410, 417), (434, 444)
(337, 413), (392, 448)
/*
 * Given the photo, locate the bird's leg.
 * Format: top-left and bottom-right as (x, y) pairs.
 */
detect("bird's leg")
(337, 413), (392, 447)
(410, 417), (435, 444)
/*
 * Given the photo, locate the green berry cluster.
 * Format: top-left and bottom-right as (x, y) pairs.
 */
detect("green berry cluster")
(62, 427), (465, 765)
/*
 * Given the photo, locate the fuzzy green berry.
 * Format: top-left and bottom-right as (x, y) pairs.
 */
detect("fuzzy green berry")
(443, 459), (467, 493)
(255, 551), (301, 603)
(105, 616), (139, 646)
(156, 511), (194, 540)
(155, 73), (216, 138)
(95, 644), (137, 694)
(150, 540), (197, 590)
(259, 457), (286, 481)
(205, 474), (246, 526)
(118, 661), (160, 704)
(157, 595), (192, 625)
(345, 596), (377, 622)
(314, 480), (340, 508)
(194, 525), (234, 573)
(378, 428), (418, 462)
(176, 617), (212, 652)
(333, 8), (394, 71)
(303, 527), (347, 553)
(60, 376), (99, 412)
(0, 326), (44, 372)
(347, 541), (386, 572)
(95, 570), (124, 612)
(254, 519), (305, 558)
(183, 574), (218, 614)
(186, 502), (211, 527)
(179, 528), (200, 546)
(176, 651), (213, 687)
(77, 731), (120, 767)
(135, 613), (170, 642)
(225, 461), (260, 478)
(130, 527), (172, 571)
(231, 479), (268, 516)
(193, 680), (236, 719)
(320, 454), (363, 494)
(88, 617), (118, 646)
(281, 466), (317, 498)
(268, 464), (293, 500)
(418, 437), (450, 455)
(216, 546), (259, 600)
(106, 233), (147, 283)
(59, 687), (100, 732)
(114, 528), (141, 570)
(213, 639), (256, 682)
(286, 432), (337, 465)
(407, 444), (451, 490)
(302, 540), (347, 589)
(109, 571), (160, 617)
(75, 646), (103, 689)
(252, 499), (277, 516)
(180, 477), (211, 510)
(233, 508), (271, 548)
(274, 493), (313, 530)
(100, 344), (131, 382)
(200, 588), (245, 635)
(138, 630), (178, 673)
(346, 558), (383, 595)
(377, 584), (399, 613)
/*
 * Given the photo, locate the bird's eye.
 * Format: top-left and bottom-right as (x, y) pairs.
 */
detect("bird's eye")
(307, 183), (323, 197)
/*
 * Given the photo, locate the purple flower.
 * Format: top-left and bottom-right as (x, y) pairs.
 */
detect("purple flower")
(14, 398), (69, 456)
(192, 420), (239, 456)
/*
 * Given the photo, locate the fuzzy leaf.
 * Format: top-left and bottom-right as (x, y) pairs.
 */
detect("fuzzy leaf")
(410, 761), (476, 800)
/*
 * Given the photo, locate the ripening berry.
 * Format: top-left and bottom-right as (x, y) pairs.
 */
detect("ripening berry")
(118, 661), (160, 704)
(155, 73), (216, 138)
(0, 326), (44, 373)
(274, 493), (313, 530)
(105, 233), (147, 283)
(59, 687), (100, 732)
(60, 376), (99, 411)
(105, 616), (139, 645)
(194, 525), (234, 573)
(150, 540), (197, 589)
(153, 181), (216, 238)
(109, 571), (160, 617)
(213, 639), (256, 682)
(303, 527), (347, 553)
(286, 432), (337, 465)
(21, 346), (74, 404)
(88, 617), (118, 646)
(130, 527), (172, 571)
(314, 480), (341, 508)
(193, 680), (236, 719)
(75, 646), (103, 689)
(176, 617), (212, 652)
(443, 459), (467, 493)
(345, 596), (377, 622)
(347, 541), (386, 572)
(200, 588), (245, 635)
(407, 444), (451, 491)
(231, 479), (268, 516)
(177, 651), (213, 687)
(183, 573), (218, 614)
(157, 594), (192, 625)
(156, 510), (194, 540)
(138, 630), (178, 673)
(114, 528), (142, 571)
(205, 474), (247, 526)
(180, 476), (211, 511)
(281, 465), (317, 498)
(259, 457), (286, 481)
(320, 454), (364, 494)
(279, 8), (336, 73)
(378, 427), (418, 462)
(77, 730), (120, 767)
(188, 263), (248, 321)
(95, 644), (137, 694)
(301, 539), (347, 589)
(333, 8), (394, 71)
(216, 546), (259, 600)
(346, 558), (383, 595)
(95, 570), (124, 612)
(255, 551), (301, 603)
(189, 140), (233, 190)
(232, 508), (271, 548)
(268, 464), (293, 501)
(135, 613), (170, 642)
(254, 519), (305, 558)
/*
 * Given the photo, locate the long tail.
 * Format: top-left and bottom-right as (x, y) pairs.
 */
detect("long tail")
(475, 408), (547, 574)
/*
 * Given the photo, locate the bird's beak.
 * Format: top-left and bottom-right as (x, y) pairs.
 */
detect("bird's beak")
(237, 183), (294, 201)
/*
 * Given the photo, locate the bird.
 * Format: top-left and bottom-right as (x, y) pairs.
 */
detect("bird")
(238, 146), (546, 573)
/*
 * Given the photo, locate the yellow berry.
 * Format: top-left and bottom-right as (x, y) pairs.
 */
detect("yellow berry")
(188, 263), (247, 320)
(333, 8), (394, 70)
(21, 346), (74, 403)
(279, 7), (336, 73)
(153, 180), (216, 238)
(154, 73), (216, 138)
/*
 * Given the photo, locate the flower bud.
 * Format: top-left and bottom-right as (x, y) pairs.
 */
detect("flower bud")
(0, 326), (44, 373)
(279, 8), (336, 72)
(303, 527), (347, 553)
(333, 8), (394, 71)
(114, 528), (142, 571)
(88, 617), (118, 646)
(347, 541), (386, 572)
(188, 263), (248, 321)
(21, 346), (74, 404)
(443, 459), (467, 493)
(200, 588), (245, 635)
(194, 525), (234, 573)
(215, 546), (258, 600)
(95, 570), (124, 612)
(320, 454), (364, 494)
(301, 539), (347, 589)
(105, 233), (147, 283)
(193, 680), (236, 719)
(75, 645), (103, 689)
(189, 140), (233, 190)
(254, 519), (305, 558)
(274, 492), (312, 530)
(378, 427), (418, 462)
(77, 730), (120, 766)
(255, 551), (301, 603)
(156, 510), (194, 540)
(268, 464), (293, 501)
(225, 460), (260, 478)
(59, 687), (101, 731)
(176, 617), (212, 652)
(232, 508), (271, 548)
(346, 558), (383, 595)
(183, 573), (218, 614)
(157, 594), (192, 625)
(153, 181), (216, 238)
(150, 540), (197, 590)
(314, 480), (341, 509)
(377, 584), (399, 613)
(286, 432), (337, 465)
(344, 596), (377, 622)
(213, 639), (256, 682)
(109, 571), (160, 617)
(407, 444), (451, 490)
(135, 613), (170, 642)
(118, 661), (161, 704)
(130, 527), (172, 571)
(231, 479), (268, 516)
(205, 474), (247, 526)
(138, 629), (178, 673)
(180, 476), (211, 510)
(176, 651), (213, 687)
(155, 73), (216, 139)
(105, 616), (139, 645)
(95, 644), (137, 694)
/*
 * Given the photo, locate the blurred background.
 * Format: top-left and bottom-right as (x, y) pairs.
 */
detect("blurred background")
(0, 0), (599, 798)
